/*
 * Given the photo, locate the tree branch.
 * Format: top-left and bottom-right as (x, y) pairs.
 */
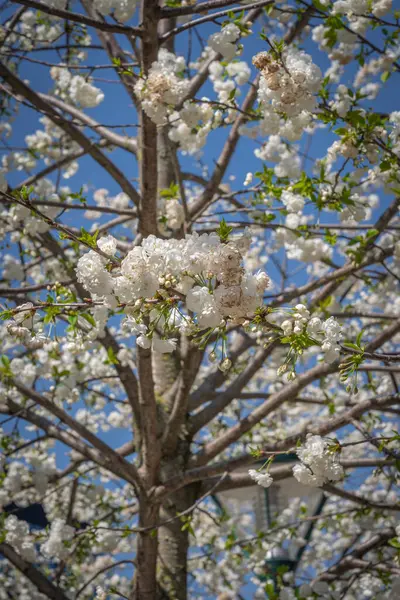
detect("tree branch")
(190, 341), (278, 433)
(11, 0), (143, 36)
(39, 93), (137, 155)
(0, 543), (70, 600)
(160, 0), (274, 42)
(12, 379), (143, 492)
(161, 0), (269, 17)
(0, 61), (141, 207)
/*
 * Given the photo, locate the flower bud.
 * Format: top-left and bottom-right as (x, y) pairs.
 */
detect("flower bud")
(219, 358), (232, 373)
(209, 351), (217, 363)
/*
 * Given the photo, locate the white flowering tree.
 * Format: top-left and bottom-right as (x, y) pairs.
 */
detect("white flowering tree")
(0, 0), (400, 598)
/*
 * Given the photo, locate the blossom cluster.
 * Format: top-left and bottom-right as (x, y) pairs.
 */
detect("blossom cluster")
(280, 305), (342, 365)
(332, 0), (392, 17)
(134, 49), (190, 125)
(50, 66), (104, 108)
(159, 197), (186, 232)
(168, 99), (215, 155)
(11, 10), (64, 49)
(168, 56), (251, 154)
(248, 468), (273, 488)
(208, 23), (241, 61)
(293, 435), (344, 487)
(94, 0), (138, 22)
(5, 516), (37, 562)
(41, 518), (75, 560)
(253, 48), (322, 136)
(86, 188), (131, 220)
(2, 118), (80, 178)
(76, 231), (270, 352)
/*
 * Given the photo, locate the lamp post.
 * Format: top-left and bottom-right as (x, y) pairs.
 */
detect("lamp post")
(215, 453), (326, 595)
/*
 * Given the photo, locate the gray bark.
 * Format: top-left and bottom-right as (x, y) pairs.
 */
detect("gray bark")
(157, 452), (199, 600)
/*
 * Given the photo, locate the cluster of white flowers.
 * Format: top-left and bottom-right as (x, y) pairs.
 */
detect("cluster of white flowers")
(209, 59), (251, 105)
(50, 66), (104, 108)
(248, 468), (273, 488)
(208, 23), (241, 61)
(281, 306), (342, 364)
(332, 0), (392, 17)
(297, 581), (341, 599)
(29, 453), (56, 496)
(293, 434), (344, 487)
(313, 0), (392, 75)
(17, 10), (63, 49)
(168, 99), (214, 155)
(134, 49), (190, 125)
(76, 231), (270, 352)
(255, 137), (301, 179)
(160, 198), (185, 232)
(95, 587), (107, 600)
(5, 515), (37, 562)
(208, 58), (253, 128)
(253, 135), (301, 179)
(275, 217), (333, 264)
(41, 518), (74, 559)
(86, 188), (130, 220)
(330, 84), (353, 117)
(95, 0), (138, 22)
(389, 111), (400, 151)
(3, 179), (71, 237)
(95, 522), (120, 552)
(20, 118), (80, 178)
(0, 462), (26, 508)
(253, 49), (322, 122)
(281, 190), (305, 213)
(7, 302), (48, 350)
(327, 133), (380, 166)
(2, 254), (24, 281)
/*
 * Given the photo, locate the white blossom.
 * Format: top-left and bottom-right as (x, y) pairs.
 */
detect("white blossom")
(248, 469), (273, 488)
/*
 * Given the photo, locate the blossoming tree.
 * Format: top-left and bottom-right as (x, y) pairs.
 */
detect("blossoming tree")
(0, 0), (400, 598)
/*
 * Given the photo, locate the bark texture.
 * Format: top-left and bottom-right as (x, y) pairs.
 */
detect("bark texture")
(157, 453), (198, 600)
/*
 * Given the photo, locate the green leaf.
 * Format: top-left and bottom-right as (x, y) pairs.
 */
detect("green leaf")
(105, 346), (119, 365)
(319, 295), (332, 311)
(78, 228), (99, 249)
(342, 342), (361, 351)
(262, 213), (276, 223)
(1, 355), (10, 367)
(43, 305), (61, 324)
(356, 330), (364, 348)
(69, 186), (87, 204)
(334, 127), (348, 136)
(81, 313), (96, 327)
(379, 160), (392, 172)
(0, 310), (14, 321)
(160, 182), (179, 200)
(19, 185), (34, 202)
(216, 218), (233, 243)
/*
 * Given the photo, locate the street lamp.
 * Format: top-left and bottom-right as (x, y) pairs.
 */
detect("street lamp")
(215, 453), (326, 591)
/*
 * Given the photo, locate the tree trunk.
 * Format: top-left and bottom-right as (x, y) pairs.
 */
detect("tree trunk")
(149, 10), (191, 600)
(157, 478), (198, 600)
(132, 503), (160, 600)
